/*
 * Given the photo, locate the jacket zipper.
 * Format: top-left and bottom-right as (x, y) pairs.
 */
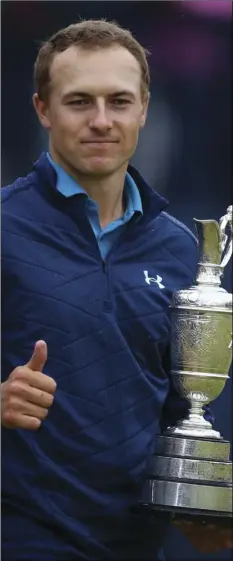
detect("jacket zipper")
(102, 260), (112, 310)
(101, 222), (137, 309)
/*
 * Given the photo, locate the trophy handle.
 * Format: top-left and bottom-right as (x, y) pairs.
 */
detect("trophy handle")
(219, 205), (233, 269)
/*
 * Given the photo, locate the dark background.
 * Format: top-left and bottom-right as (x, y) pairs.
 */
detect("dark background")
(1, 2), (232, 560)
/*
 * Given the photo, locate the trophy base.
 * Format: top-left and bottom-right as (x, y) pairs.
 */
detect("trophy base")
(138, 502), (233, 526)
(166, 424), (222, 440)
(140, 435), (232, 519)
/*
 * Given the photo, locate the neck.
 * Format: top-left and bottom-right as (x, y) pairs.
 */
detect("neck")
(49, 147), (127, 228)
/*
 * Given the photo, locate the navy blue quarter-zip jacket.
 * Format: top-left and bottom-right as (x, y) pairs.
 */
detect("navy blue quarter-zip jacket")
(1, 153), (213, 561)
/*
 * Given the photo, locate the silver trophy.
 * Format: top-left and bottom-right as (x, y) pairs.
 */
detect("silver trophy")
(140, 206), (232, 520)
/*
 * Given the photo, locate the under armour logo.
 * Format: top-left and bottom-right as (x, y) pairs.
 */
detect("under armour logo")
(144, 270), (165, 289)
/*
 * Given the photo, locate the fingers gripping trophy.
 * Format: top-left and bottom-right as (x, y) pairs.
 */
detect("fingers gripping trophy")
(141, 206), (233, 521)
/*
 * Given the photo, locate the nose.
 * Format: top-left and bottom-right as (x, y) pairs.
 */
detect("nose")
(89, 100), (113, 132)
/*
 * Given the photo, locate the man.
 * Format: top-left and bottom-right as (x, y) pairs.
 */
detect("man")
(1, 19), (232, 561)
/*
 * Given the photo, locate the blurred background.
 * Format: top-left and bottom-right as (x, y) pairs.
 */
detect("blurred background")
(1, 1), (232, 560)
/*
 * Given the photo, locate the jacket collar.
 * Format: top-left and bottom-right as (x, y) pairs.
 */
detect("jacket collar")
(32, 152), (169, 222)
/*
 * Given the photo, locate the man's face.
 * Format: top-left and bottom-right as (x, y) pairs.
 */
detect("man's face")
(34, 45), (149, 178)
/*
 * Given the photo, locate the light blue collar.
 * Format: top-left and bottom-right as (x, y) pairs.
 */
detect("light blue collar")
(46, 152), (143, 217)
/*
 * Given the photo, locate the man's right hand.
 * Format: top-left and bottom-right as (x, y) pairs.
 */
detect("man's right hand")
(1, 340), (57, 430)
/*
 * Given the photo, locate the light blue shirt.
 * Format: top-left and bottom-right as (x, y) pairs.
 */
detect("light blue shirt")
(47, 153), (143, 260)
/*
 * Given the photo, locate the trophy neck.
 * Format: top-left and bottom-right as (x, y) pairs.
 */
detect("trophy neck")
(194, 219), (222, 266)
(196, 263), (223, 287)
(194, 206), (232, 273)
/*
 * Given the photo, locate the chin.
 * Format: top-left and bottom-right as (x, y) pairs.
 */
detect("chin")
(83, 158), (118, 175)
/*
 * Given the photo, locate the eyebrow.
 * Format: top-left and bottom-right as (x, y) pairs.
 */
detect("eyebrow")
(62, 90), (136, 101)
(110, 91), (135, 98)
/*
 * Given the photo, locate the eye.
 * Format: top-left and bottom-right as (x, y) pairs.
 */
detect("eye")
(111, 99), (131, 106)
(68, 99), (90, 106)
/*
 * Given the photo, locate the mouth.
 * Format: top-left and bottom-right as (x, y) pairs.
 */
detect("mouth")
(81, 140), (119, 144)
(80, 141), (119, 152)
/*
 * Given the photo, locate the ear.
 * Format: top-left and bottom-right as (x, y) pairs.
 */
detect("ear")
(32, 93), (51, 130)
(139, 92), (150, 129)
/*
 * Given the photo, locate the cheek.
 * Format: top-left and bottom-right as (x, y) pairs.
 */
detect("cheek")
(51, 109), (81, 136)
(121, 118), (141, 147)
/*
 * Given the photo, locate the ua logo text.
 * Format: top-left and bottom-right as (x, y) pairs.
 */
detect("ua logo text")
(144, 270), (165, 289)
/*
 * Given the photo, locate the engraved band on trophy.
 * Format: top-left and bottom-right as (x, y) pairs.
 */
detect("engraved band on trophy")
(140, 206), (232, 520)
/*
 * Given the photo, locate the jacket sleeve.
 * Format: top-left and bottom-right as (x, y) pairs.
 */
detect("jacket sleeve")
(160, 346), (214, 432)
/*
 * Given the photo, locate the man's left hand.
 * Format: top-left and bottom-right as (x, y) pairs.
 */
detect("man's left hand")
(173, 518), (233, 553)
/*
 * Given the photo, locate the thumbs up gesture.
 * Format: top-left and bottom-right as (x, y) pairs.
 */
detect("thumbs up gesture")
(1, 341), (57, 430)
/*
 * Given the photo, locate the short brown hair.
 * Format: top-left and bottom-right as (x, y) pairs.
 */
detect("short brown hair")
(34, 19), (150, 101)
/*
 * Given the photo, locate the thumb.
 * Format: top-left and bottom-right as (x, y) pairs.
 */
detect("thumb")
(26, 340), (48, 372)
